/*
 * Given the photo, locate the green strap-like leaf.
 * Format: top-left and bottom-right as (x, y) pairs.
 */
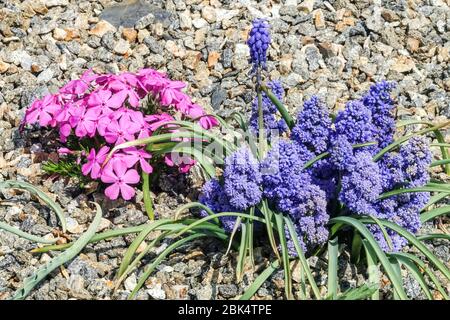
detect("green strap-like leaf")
(117, 219), (172, 279)
(260, 85), (295, 129)
(374, 120), (450, 162)
(142, 172), (155, 220)
(421, 205), (450, 223)
(327, 237), (339, 299)
(358, 217), (450, 281)
(240, 260), (280, 300)
(391, 252), (448, 300)
(129, 233), (206, 299)
(362, 240), (380, 300)
(274, 212), (292, 299)
(379, 185), (450, 200)
(417, 234), (450, 241)
(11, 202), (102, 300)
(389, 253), (433, 300)
(422, 193), (449, 211)
(0, 180), (66, 232)
(0, 221), (57, 244)
(284, 217), (321, 300)
(330, 216), (408, 299)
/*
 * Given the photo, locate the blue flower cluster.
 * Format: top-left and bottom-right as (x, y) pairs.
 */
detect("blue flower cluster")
(206, 18), (434, 253)
(199, 179), (238, 233)
(361, 81), (397, 149)
(247, 19), (271, 72)
(199, 147), (262, 233)
(223, 147), (262, 210)
(291, 96), (332, 155)
(261, 140), (329, 250)
(371, 136), (432, 250)
(249, 80), (288, 138)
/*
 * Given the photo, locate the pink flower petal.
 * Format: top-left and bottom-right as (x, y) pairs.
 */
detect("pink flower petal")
(105, 183), (120, 200)
(119, 183), (135, 200)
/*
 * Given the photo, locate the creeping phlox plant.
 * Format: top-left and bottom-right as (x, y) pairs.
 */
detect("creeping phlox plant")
(5, 19), (450, 301)
(22, 68), (218, 202)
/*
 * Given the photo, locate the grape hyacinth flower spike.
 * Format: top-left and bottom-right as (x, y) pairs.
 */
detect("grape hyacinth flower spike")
(247, 18), (271, 75)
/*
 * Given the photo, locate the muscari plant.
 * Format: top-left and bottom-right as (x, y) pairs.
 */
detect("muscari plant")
(2, 18), (450, 300)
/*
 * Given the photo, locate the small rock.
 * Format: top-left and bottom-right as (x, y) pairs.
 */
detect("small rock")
(207, 51), (220, 68)
(68, 274), (84, 292)
(66, 217), (83, 234)
(299, 0), (315, 13)
(179, 11), (192, 30)
(196, 284), (213, 300)
(122, 28), (137, 43)
(165, 40), (186, 58)
(381, 9), (399, 22)
(406, 38), (420, 53)
(279, 54), (293, 74)
(437, 47), (449, 63)
(218, 284), (238, 298)
(192, 18), (208, 29)
(0, 60), (9, 74)
(11, 50), (33, 71)
(53, 27), (67, 41)
(124, 274), (137, 291)
(43, 0), (68, 7)
(89, 20), (116, 38)
(147, 283), (166, 300)
(114, 39), (131, 55)
(171, 285), (189, 300)
(37, 69), (54, 83)
(391, 56), (415, 73)
(201, 7), (217, 23)
(211, 87), (227, 110)
(314, 9), (325, 29)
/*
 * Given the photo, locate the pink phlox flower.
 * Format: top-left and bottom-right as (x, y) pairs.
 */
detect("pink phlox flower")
(70, 106), (101, 137)
(55, 103), (72, 123)
(159, 80), (186, 106)
(145, 113), (175, 132)
(80, 69), (99, 83)
(129, 111), (152, 139)
(199, 115), (220, 129)
(164, 154), (196, 173)
(59, 123), (71, 142)
(24, 94), (60, 127)
(57, 147), (74, 156)
(60, 78), (90, 96)
(103, 74), (141, 108)
(81, 146), (110, 179)
(124, 147), (153, 173)
(139, 71), (168, 94)
(104, 116), (140, 145)
(87, 89), (124, 110)
(100, 160), (140, 200)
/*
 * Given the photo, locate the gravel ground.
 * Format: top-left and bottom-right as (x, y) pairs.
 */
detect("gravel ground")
(0, 0), (449, 300)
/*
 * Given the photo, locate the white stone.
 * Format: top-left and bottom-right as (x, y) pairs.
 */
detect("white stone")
(192, 18), (208, 29)
(37, 68), (54, 83)
(124, 274), (137, 291)
(147, 284), (166, 300)
(114, 39), (131, 55)
(44, 0), (68, 7)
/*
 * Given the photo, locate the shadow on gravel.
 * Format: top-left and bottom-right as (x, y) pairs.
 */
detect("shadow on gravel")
(100, 0), (172, 28)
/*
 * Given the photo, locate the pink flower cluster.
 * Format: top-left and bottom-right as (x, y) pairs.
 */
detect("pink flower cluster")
(23, 68), (219, 200)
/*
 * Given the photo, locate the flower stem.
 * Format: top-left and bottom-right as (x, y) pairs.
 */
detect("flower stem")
(257, 83), (268, 158)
